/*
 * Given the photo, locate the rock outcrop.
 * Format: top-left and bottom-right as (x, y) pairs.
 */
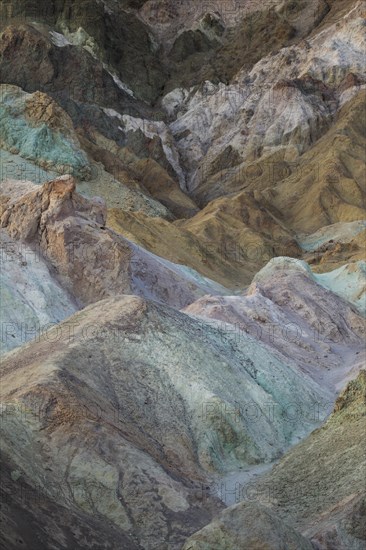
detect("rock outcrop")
(0, 176), (227, 310)
(0, 227), (78, 354)
(185, 257), (366, 394)
(0, 85), (91, 178)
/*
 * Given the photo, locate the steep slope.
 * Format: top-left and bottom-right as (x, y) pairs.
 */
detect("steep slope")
(199, 86), (366, 235)
(108, 189), (302, 288)
(267, 90), (366, 233)
(252, 369), (366, 549)
(185, 257), (366, 393)
(0, 85), (91, 178)
(0, 293), (331, 548)
(0, 0), (332, 101)
(0, 0), (165, 103)
(0, 1), (365, 548)
(182, 370), (366, 549)
(0, 82), (195, 219)
(161, 1), (365, 208)
(139, 0), (332, 94)
(0, 228), (78, 354)
(0, 176), (227, 311)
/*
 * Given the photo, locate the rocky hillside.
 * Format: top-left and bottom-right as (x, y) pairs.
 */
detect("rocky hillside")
(182, 370), (366, 549)
(0, 0), (365, 549)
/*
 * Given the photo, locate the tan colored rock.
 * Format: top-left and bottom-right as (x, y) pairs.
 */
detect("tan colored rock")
(133, 157), (199, 218)
(108, 189), (302, 289)
(25, 90), (75, 134)
(267, 91), (366, 233)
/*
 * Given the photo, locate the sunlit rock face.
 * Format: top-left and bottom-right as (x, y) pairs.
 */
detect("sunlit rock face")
(0, 0), (365, 549)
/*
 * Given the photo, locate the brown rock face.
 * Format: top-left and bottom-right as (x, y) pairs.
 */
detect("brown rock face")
(0, 24), (55, 88)
(0, 23), (138, 109)
(1, 176), (77, 241)
(0, 176), (125, 305)
(24, 91), (75, 134)
(0, 177), (227, 308)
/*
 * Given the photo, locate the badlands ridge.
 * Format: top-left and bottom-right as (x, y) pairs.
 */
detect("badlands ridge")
(0, 0), (365, 549)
